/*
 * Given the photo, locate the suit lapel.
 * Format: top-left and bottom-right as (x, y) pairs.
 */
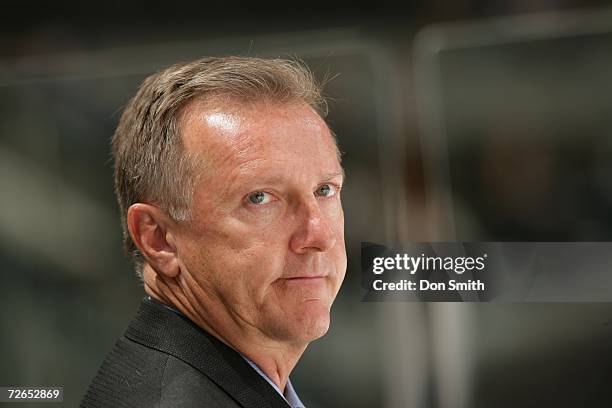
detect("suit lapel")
(124, 298), (290, 408)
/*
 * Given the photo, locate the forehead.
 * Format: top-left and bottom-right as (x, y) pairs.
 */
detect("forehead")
(179, 98), (341, 174)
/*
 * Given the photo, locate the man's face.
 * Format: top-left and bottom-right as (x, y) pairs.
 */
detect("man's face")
(175, 99), (346, 344)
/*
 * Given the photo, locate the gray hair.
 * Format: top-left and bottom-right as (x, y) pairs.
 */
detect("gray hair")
(111, 56), (329, 278)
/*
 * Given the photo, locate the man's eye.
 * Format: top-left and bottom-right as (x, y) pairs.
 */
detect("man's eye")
(247, 191), (273, 205)
(315, 184), (336, 197)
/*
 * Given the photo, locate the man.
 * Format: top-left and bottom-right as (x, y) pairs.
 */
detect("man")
(80, 57), (347, 408)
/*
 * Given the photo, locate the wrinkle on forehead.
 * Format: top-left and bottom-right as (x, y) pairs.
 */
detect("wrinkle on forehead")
(179, 98), (338, 174)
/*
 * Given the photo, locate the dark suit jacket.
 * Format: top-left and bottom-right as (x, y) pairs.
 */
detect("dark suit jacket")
(81, 297), (291, 408)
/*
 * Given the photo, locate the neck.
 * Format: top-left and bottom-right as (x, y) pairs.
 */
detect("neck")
(142, 265), (307, 392)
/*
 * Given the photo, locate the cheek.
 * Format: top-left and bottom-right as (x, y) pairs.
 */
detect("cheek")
(332, 237), (347, 282)
(328, 202), (347, 280)
(325, 199), (345, 237)
(181, 221), (288, 300)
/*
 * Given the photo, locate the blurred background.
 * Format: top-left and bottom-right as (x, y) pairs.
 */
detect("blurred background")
(1, 1), (612, 407)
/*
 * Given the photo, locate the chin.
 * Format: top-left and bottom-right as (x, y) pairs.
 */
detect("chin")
(290, 302), (332, 342)
(267, 302), (332, 343)
(303, 317), (331, 341)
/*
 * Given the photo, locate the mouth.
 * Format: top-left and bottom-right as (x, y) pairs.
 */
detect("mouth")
(276, 275), (331, 301)
(282, 275), (327, 281)
(278, 275), (329, 287)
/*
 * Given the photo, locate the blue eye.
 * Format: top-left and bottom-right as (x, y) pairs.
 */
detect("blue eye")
(247, 191), (272, 205)
(315, 184), (336, 197)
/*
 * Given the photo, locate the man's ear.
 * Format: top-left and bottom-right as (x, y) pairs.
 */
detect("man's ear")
(127, 203), (180, 278)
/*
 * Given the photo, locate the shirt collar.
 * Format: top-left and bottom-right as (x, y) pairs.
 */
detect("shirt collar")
(241, 355), (305, 408)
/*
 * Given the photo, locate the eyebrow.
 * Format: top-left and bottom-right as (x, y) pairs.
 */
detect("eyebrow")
(228, 169), (346, 195)
(240, 171), (345, 186)
(323, 169), (346, 181)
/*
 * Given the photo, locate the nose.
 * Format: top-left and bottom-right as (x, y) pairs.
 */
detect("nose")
(289, 198), (337, 254)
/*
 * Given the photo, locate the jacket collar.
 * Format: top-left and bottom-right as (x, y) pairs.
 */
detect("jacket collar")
(124, 297), (290, 408)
